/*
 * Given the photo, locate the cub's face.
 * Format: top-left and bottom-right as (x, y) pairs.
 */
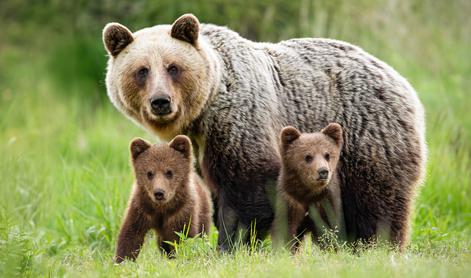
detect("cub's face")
(280, 123), (343, 193)
(130, 136), (192, 205)
(103, 14), (216, 141)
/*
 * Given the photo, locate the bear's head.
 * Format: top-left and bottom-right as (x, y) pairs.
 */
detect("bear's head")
(280, 123), (343, 194)
(103, 14), (219, 141)
(129, 135), (193, 205)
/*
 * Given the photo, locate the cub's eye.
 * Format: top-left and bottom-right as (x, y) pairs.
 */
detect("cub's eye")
(147, 171), (154, 180)
(165, 170), (173, 179)
(324, 153), (330, 161)
(167, 64), (179, 78)
(304, 154), (313, 163)
(136, 67), (149, 85)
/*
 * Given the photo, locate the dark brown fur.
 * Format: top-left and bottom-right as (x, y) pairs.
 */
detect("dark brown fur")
(171, 14), (200, 45)
(275, 124), (344, 252)
(114, 136), (212, 263)
(103, 24), (134, 57)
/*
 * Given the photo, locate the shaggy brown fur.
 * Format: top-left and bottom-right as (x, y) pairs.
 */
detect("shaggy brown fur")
(276, 123), (344, 252)
(114, 135), (212, 263)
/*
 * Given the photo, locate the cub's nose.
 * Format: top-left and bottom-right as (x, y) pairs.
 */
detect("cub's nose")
(318, 168), (329, 180)
(150, 95), (172, 115)
(154, 189), (166, 200)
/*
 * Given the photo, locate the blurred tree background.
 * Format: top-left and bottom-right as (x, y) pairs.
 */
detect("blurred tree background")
(1, 0), (469, 104)
(0, 0), (470, 276)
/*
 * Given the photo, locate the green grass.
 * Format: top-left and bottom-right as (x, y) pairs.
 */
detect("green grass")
(1, 5), (471, 277)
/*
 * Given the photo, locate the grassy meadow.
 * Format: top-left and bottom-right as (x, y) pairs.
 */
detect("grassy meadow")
(0, 1), (470, 277)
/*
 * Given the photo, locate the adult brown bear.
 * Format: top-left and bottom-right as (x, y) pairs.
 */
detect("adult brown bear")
(102, 14), (426, 251)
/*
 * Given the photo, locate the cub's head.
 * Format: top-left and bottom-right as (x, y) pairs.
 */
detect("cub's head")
(280, 123), (343, 193)
(103, 14), (218, 141)
(130, 135), (192, 205)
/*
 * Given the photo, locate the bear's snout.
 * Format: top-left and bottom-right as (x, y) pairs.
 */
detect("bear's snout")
(153, 189), (166, 201)
(149, 95), (172, 116)
(317, 168), (329, 180)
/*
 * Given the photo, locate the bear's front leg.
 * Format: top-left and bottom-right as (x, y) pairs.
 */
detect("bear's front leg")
(272, 193), (290, 251)
(202, 132), (280, 251)
(114, 205), (149, 263)
(216, 194), (239, 252)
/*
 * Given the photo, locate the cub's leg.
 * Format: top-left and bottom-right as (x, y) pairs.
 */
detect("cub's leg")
(115, 203), (150, 263)
(158, 236), (176, 258)
(288, 205), (309, 253)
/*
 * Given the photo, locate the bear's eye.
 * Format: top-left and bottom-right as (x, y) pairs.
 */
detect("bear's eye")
(167, 64), (179, 78)
(136, 67), (149, 85)
(324, 153), (330, 161)
(304, 154), (313, 163)
(165, 170), (173, 179)
(147, 171), (154, 180)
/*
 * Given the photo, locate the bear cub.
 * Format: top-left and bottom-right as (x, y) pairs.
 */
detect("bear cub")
(276, 123), (344, 251)
(115, 135), (212, 263)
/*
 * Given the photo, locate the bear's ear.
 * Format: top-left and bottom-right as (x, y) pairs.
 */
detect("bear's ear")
(281, 126), (301, 147)
(103, 23), (134, 57)
(171, 14), (200, 45)
(322, 123), (343, 146)
(130, 138), (151, 160)
(169, 135), (192, 158)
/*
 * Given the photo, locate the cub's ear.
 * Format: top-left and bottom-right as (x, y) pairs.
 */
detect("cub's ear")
(171, 14), (200, 45)
(280, 126), (301, 147)
(322, 123), (343, 146)
(169, 135), (192, 158)
(103, 23), (134, 57)
(130, 138), (151, 160)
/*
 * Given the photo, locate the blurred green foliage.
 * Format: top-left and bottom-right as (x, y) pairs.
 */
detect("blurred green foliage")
(1, 0), (470, 104)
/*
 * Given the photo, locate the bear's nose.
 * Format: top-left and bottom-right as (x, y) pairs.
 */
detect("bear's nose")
(318, 168), (329, 180)
(150, 95), (172, 115)
(154, 189), (166, 200)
